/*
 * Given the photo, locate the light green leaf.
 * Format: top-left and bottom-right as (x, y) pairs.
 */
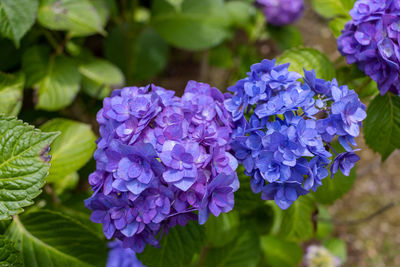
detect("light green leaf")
(5, 210), (107, 267)
(278, 47), (336, 80)
(79, 58), (124, 99)
(311, 0), (354, 19)
(0, 0), (38, 47)
(277, 195), (316, 242)
(90, 0), (109, 29)
(105, 26), (169, 82)
(227, 1), (255, 27)
(260, 235), (302, 267)
(203, 229), (260, 267)
(23, 46), (81, 111)
(0, 72), (24, 116)
(329, 16), (349, 38)
(151, 0), (230, 51)
(40, 119), (96, 183)
(316, 205), (333, 239)
(0, 116), (59, 220)
(138, 221), (206, 267)
(52, 171), (79, 195)
(323, 238), (347, 263)
(0, 236), (23, 266)
(364, 93), (400, 161)
(205, 211), (239, 247)
(38, 0), (105, 37)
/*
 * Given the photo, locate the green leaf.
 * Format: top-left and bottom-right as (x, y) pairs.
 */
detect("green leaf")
(23, 46), (81, 111)
(5, 210), (107, 267)
(38, 0), (105, 37)
(260, 235), (302, 267)
(52, 171), (79, 195)
(268, 25), (303, 50)
(105, 26), (169, 83)
(0, 72), (24, 116)
(203, 229), (260, 267)
(278, 47), (336, 80)
(0, 116), (59, 220)
(79, 58), (124, 99)
(227, 1), (255, 27)
(313, 167), (356, 205)
(277, 195), (316, 242)
(364, 93), (400, 161)
(209, 45), (234, 69)
(316, 205), (333, 239)
(235, 166), (264, 211)
(323, 238), (347, 263)
(329, 16), (350, 38)
(40, 119), (96, 183)
(151, 0), (230, 51)
(0, 236), (23, 266)
(0, 0), (38, 47)
(138, 221), (206, 267)
(311, 0), (354, 19)
(204, 211), (239, 247)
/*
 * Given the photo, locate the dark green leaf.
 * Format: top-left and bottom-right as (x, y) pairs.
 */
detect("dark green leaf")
(364, 93), (400, 161)
(138, 221), (206, 267)
(151, 0), (230, 51)
(23, 46), (81, 111)
(79, 58), (124, 99)
(0, 0), (38, 46)
(235, 166), (264, 211)
(209, 45), (234, 69)
(278, 47), (336, 80)
(0, 72), (24, 116)
(5, 210), (107, 267)
(105, 26), (169, 83)
(203, 229), (260, 267)
(0, 116), (59, 220)
(0, 236), (23, 266)
(260, 235), (302, 267)
(40, 119), (96, 184)
(268, 25), (303, 50)
(204, 211), (239, 247)
(277, 195), (316, 242)
(38, 0), (105, 37)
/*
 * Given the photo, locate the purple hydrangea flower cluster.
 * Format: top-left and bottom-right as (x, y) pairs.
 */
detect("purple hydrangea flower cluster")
(255, 0), (304, 26)
(85, 82), (238, 253)
(107, 240), (144, 267)
(338, 0), (400, 95)
(225, 59), (366, 209)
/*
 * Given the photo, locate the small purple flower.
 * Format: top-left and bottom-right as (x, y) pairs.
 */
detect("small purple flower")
(331, 152), (360, 176)
(256, 0), (304, 26)
(107, 240), (145, 267)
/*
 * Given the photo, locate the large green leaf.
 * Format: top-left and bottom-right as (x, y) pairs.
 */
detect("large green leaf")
(23, 46), (81, 111)
(79, 58), (124, 99)
(138, 221), (206, 267)
(0, 116), (59, 220)
(0, 236), (23, 266)
(277, 195), (316, 242)
(311, 0), (355, 19)
(204, 211), (239, 247)
(0, 0), (38, 47)
(40, 119), (96, 183)
(38, 0), (105, 37)
(0, 72), (24, 116)
(278, 47), (336, 80)
(364, 93), (400, 161)
(5, 210), (107, 267)
(203, 229), (260, 267)
(313, 167), (356, 205)
(105, 26), (169, 83)
(151, 0), (230, 51)
(260, 235), (302, 267)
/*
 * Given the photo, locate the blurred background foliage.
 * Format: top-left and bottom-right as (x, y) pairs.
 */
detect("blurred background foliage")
(1, 0), (399, 266)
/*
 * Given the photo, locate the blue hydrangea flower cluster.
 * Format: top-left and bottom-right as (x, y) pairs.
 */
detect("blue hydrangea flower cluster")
(255, 0), (304, 26)
(338, 0), (400, 95)
(225, 59), (366, 209)
(85, 81), (238, 253)
(107, 240), (144, 267)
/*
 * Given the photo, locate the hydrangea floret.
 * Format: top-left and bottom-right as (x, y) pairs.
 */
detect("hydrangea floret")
(86, 82), (238, 253)
(338, 0), (400, 95)
(255, 0), (304, 26)
(225, 59), (366, 209)
(107, 240), (145, 267)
